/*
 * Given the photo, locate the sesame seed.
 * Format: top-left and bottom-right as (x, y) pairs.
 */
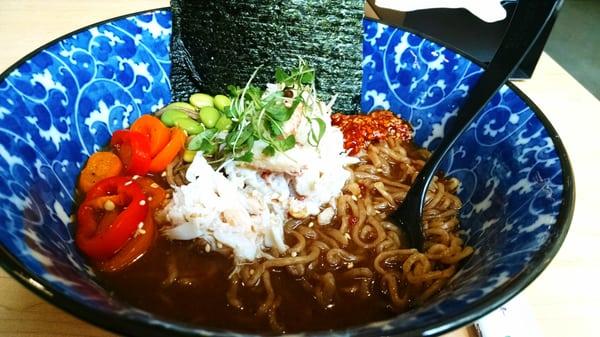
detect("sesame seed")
(103, 200), (115, 211)
(161, 171), (167, 177)
(139, 200), (146, 206)
(347, 262), (354, 269)
(217, 243), (223, 249)
(249, 269), (255, 275)
(150, 183), (159, 188)
(148, 196), (153, 201)
(134, 222), (146, 237)
(205, 244), (211, 253)
(308, 222), (314, 228)
(351, 195), (358, 201)
(132, 175), (140, 180)
(124, 180), (133, 186)
(344, 233), (351, 240)
(291, 251), (298, 257)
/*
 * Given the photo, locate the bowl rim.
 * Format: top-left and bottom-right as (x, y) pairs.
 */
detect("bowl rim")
(0, 8), (575, 337)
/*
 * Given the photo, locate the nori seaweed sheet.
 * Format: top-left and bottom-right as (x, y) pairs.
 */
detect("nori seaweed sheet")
(170, 0), (364, 113)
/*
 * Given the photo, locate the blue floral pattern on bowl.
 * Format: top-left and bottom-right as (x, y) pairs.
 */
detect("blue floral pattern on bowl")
(0, 10), (572, 337)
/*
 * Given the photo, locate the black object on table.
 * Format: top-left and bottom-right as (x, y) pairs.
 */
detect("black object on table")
(367, 0), (563, 79)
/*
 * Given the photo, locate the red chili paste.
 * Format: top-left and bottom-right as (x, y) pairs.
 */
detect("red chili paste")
(331, 110), (413, 155)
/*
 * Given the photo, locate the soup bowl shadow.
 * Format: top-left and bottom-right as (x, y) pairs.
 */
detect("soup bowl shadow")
(0, 8), (573, 337)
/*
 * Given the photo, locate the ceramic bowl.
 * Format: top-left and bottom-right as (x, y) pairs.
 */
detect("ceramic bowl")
(0, 9), (573, 337)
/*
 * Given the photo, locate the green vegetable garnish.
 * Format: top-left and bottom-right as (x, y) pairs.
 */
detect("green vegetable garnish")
(174, 118), (205, 135)
(160, 109), (190, 127)
(307, 117), (327, 147)
(213, 95), (232, 112)
(189, 93), (214, 109)
(188, 128), (219, 154)
(215, 115), (233, 131)
(187, 60), (327, 164)
(199, 106), (221, 128)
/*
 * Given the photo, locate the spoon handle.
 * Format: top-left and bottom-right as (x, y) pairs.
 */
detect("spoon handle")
(399, 0), (562, 249)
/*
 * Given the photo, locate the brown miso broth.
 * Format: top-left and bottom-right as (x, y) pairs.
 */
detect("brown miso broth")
(97, 237), (396, 333)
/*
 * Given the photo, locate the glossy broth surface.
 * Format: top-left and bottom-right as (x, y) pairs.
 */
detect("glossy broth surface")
(98, 237), (396, 333)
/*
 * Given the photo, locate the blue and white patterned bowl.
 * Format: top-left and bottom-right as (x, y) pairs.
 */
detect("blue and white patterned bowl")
(0, 9), (573, 337)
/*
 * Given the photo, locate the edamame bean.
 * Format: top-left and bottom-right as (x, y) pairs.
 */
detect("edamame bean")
(183, 150), (197, 163)
(189, 93), (214, 109)
(213, 95), (231, 112)
(165, 102), (196, 111)
(215, 115), (233, 131)
(175, 118), (205, 135)
(199, 106), (221, 128)
(160, 109), (189, 127)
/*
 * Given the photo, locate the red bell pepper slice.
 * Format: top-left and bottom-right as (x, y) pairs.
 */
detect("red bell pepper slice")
(148, 127), (187, 173)
(131, 115), (171, 158)
(110, 130), (152, 175)
(76, 176), (149, 260)
(135, 176), (167, 210)
(96, 212), (156, 272)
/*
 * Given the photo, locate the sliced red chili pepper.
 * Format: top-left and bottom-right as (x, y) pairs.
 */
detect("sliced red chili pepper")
(131, 115), (171, 158)
(110, 130), (152, 175)
(84, 176), (130, 201)
(135, 176), (167, 210)
(148, 127), (186, 173)
(96, 212), (156, 273)
(76, 176), (149, 260)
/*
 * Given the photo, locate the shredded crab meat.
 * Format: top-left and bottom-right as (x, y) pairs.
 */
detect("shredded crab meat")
(161, 89), (357, 263)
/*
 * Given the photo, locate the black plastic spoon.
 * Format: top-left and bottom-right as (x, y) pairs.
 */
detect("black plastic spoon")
(392, 0), (562, 250)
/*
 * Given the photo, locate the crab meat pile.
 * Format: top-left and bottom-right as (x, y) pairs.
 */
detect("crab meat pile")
(161, 96), (357, 262)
